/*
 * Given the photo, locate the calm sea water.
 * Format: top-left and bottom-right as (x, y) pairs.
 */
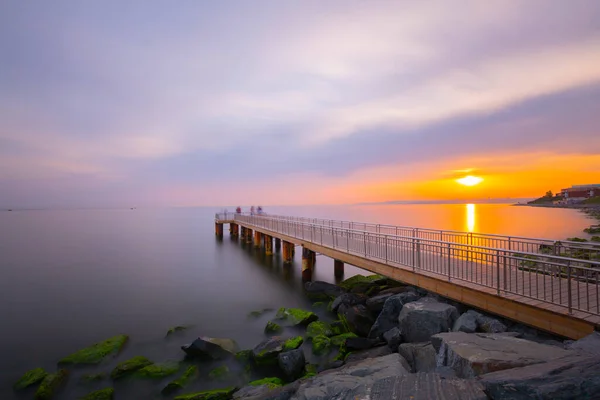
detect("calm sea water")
(0, 204), (593, 399)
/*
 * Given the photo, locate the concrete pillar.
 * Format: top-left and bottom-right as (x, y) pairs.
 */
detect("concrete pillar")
(265, 235), (273, 255)
(275, 238), (281, 252)
(334, 259), (345, 279)
(302, 246), (315, 282)
(282, 241), (293, 263)
(215, 223), (223, 237)
(254, 231), (261, 248)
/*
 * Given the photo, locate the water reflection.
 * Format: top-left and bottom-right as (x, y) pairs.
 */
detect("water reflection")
(466, 204), (476, 232)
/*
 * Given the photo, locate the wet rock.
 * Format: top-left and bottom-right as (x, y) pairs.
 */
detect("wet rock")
(265, 321), (283, 334)
(166, 326), (190, 337)
(338, 304), (374, 337)
(345, 337), (382, 351)
(398, 297), (459, 342)
(282, 336), (304, 351)
(252, 336), (286, 365)
(378, 286), (416, 296)
(80, 387), (114, 400)
(134, 362), (180, 379)
(274, 308), (318, 327)
(248, 308), (274, 318)
(306, 321), (333, 339)
(174, 387), (236, 400)
(110, 356), (153, 380)
(345, 346), (394, 363)
(452, 310), (478, 333)
(13, 368), (48, 390)
(162, 366), (198, 395)
(339, 274), (386, 292)
(566, 331), (600, 356)
(398, 342), (436, 372)
(304, 281), (345, 301)
(35, 369), (68, 400)
(480, 354), (600, 400)
(330, 332), (358, 348)
(432, 332), (572, 378)
(366, 292), (401, 314)
(330, 293), (367, 313)
(368, 291), (420, 339)
(208, 366), (230, 381)
(182, 337), (239, 360)
(278, 349), (305, 380)
(366, 373), (487, 400)
(382, 327), (401, 350)
(476, 314), (507, 334)
(312, 335), (332, 355)
(58, 335), (128, 365)
(248, 377), (284, 388)
(233, 384), (275, 399)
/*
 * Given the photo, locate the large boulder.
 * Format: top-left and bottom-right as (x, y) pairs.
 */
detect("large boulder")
(368, 291), (420, 339)
(382, 327), (401, 350)
(366, 292), (402, 314)
(432, 332), (572, 378)
(182, 337), (239, 360)
(365, 373), (487, 400)
(338, 274), (386, 292)
(453, 310), (478, 333)
(278, 349), (305, 380)
(252, 336), (286, 366)
(566, 331), (600, 356)
(479, 354), (600, 400)
(398, 342), (436, 372)
(398, 297), (458, 342)
(330, 293), (367, 313)
(338, 304), (374, 337)
(304, 281), (345, 301)
(345, 346), (394, 363)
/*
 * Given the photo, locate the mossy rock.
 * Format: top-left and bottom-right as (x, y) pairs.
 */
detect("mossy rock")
(208, 365), (230, 381)
(249, 377), (284, 389)
(134, 362), (179, 379)
(80, 373), (107, 383)
(330, 332), (358, 347)
(283, 336), (304, 351)
(312, 302), (325, 308)
(162, 366), (198, 395)
(337, 313), (352, 334)
(274, 307), (318, 326)
(339, 275), (385, 292)
(110, 356), (153, 380)
(330, 320), (349, 335)
(35, 369), (68, 400)
(59, 335), (129, 365)
(306, 321), (333, 339)
(235, 349), (252, 363)
(248, 308), (274, 318)
(264, 321), (282, 334)
(312, 335), (331, 355)
(13, 367), (48, 390)
(166, 326), (190, 337)
(80, 387), (114, 400)
(303, 364), (318, 378)
(174, 387), (236, 400)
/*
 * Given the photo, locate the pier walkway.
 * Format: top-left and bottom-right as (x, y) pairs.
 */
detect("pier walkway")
(215, 212), (600, 339)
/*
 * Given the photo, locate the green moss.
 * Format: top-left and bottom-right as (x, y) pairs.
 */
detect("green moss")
(283, 336), (304, 351)
(312, 301), (325, 307)
(330, 332), (358, 347)
(275, 307), (318, 326)
(80, 373), (106, 383)
(13, 368), (48, 390)
(162, 366), (198, 395)
(306, 321), (333, 339)
(59, 335), (128, 365)
(337, 313), (351, 334)
(166, 326), (189, 337)
(568, 237), (589, 242)
(339, 275), (384, 291)
(35, 369), (68, 400)
(312, 335), (331, 355)
(80, 387), (114, 400)
(235, 349), (252, 362)
(134, 362), (179, 379)
(174, 387), (236, 400)
(249, 377), (284, 389)
(302, 364), (318, 378)
(248, 308), (274, 318)
(330, 320), (349, 335)
(110, 356), (153, 379)
(264, 321), (283, 334)
(208, 366), (230, 381)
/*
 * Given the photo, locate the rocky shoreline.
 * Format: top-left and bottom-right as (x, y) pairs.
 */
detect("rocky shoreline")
(13, 274), (600, 399)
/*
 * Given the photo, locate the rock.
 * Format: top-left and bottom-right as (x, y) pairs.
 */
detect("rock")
(382, 327), (401, 350)
(174, 387), (236, 400)
(248, 308), (274, 318)
(453, 310), (478, 333)
(345, 346), (394, 363)
(80, 387), (115, 400)
(330, 293), (367, 313)
(58, 335), (129, 365)
(566, 331), (600, 356)
(278, 349), (305, 380)
(80, 373), (106, 383)
(398, 297), (459, 342)
(304, 281), (345, 301)
(34, 369), (68, 400)
(134, 362), (180, 379)
(265, 321), (283, 334)
(398, 342), (436, 372)
(233, 384), (276, 399)
(110, 356), (153, 379)
(274, 308), (318, 327)
(252, 336), (286, 365)
(432, 332), (572, 378)
(339, 274), (386, 292)
(249, 377), (284, 388)
(182, 337), (239, 360)
(330, 332), (358, 348)
(208, 366), (230, 381)
(282, 336), (304, 351)
(330, 320), (349, 335)
(306, 321), (333, 338)
(476, 313), (507, 334)
(235, 381), (301, 400)
(366, 373), (487, 400)
(166, 326), (190, 337)
(368, 291), (420, 339)
(378, 286), (416, 296)
(366, 292), (398, 313)
(235, 350), (252, 363)
(162, 366), (198, 395)
(480, 354), (600, 400)
(338, 304), (374, 337)
(13, 368), (48, 390)
(290, 353), (410, 400)
(345, 337), (382, 351)
(312, 335), (332, 355)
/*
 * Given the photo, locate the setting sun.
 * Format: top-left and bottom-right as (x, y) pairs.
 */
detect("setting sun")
(456, 175), (484, 186)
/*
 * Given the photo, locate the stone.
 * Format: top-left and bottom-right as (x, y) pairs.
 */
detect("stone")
(338, 274), (386, 292)
(368, 291), (420, 339)
(274, 308), (318, 327)
(34, 369), (68, 400)
(345, 337), (382, 351)
(80, 387), (115, 400)
(398, 297), (459, 342)
(330, 320), (349, 335)
(208, 366), (230, 381)
(265, 321), (283, 334)
(252, 336), (286, 365)
(80, 373), (106, 383)
(13, 368), (48, 390)
(182, 336), (239, 360)
(306, 321), (333, 339)
(248, 308), (274, 318)
(398, 342), (437, 372)
(278, 349), (305, 380)
(282, 336), (304, 351)
(312, 335), (332, 355)
(330, 293), (367, 313)
(338, 304), (374, 337)
(378, 286), (416, 296)
(330, 332), (358, 348)
(304, 281), (345, 301)
(233, 384), (276, 399)
(366, 292), (398, 313)
(134, 362), (180, 379)
(58, 335), (129, 365)
(480, 354), (600, 400)
(174, 387), (236, 400)
(249, 377), (284, 388)
(566, 331), (600, 356)
(366, 373), (487, 400)
(162, 366), (198, 395)
(382, 327), (401, 350)
(110, 356), (153, 379)
(452, 310), (478, 333)
(432, 332), (572, 378)
(475, 313), (507, 334)
(166, 326), (190, 337)
(345, 346), (394, 363)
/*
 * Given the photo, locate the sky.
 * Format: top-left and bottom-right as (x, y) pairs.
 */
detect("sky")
(1, 1), (600, 208)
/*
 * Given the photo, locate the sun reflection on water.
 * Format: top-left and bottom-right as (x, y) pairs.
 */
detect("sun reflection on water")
(466, 203), (476, 232)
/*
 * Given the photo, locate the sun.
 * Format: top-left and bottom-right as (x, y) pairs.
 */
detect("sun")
(456, 175), (483, 186)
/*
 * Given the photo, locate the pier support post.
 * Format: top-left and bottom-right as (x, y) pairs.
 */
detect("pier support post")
(275, 238), (281, 252)
(334, 259), (345, 278)
(246, 229), (253, 244)
(282, 241), (293, 263)
(265, 235), (273, 255)
(230, 223), (239, 237)
(302, 246), (315, 282)
(254, 231), (261, 248)
(215, 223), (223, 237)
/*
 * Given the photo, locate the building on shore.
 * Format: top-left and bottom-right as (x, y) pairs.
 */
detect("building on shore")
(560, 184), (600, 202)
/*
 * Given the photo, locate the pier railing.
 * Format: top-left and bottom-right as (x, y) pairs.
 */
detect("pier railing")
(225, 213), (600, 316)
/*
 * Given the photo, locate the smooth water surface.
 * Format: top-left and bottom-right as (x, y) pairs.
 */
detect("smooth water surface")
(0, 204), (593, 398)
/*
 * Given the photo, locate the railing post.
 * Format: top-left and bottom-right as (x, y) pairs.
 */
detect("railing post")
(496, 249), (501, 295)
(447, 242), (451, 281)
(385, 235), (388, 264)
(321, 226), (323, 245)
(311, 225), (313, 242)
(567, 261), (572, 314)
(364, 232), (367, 256)
(503, 251), (507, 291)
(416, 238), (421, 271)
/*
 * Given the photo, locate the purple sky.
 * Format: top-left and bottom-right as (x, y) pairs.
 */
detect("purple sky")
(1, 1), (600, 207)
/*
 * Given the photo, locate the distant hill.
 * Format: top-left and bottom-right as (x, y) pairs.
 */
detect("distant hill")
(527, 195), (563, 205)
